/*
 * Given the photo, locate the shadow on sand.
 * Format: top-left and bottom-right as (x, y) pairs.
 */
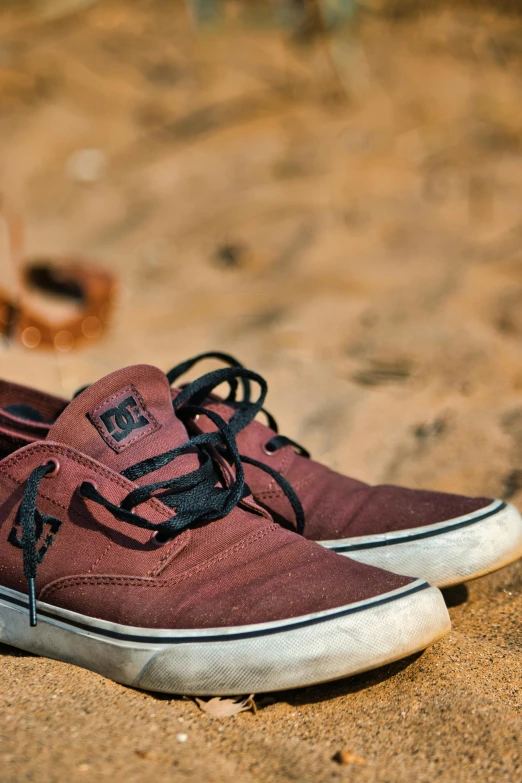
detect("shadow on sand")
(441, 584), (469, 608)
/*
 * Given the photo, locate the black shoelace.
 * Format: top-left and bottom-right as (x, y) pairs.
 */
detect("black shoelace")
(8, 462), (63, 627)
(12, 392), (257, 627)
(168, 353), (309, 534)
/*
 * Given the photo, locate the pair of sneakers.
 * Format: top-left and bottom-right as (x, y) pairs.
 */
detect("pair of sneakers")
(0, 355), (520, 696)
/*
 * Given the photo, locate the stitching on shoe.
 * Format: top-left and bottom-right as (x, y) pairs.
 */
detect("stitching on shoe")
(148, 536), (187, 577)
(0, 443), (171, 516)
(88, 534), (185, 578)
(239, 495), (272, 521)
(86, 539), (115, 574)
(2, 444), (277, 594)
(276, 446), (293, 477)
(0, 443), (190, 574)
(256, 471), (316, 499)
(40, 523), (279, 599)
(0, 465), (188, 575)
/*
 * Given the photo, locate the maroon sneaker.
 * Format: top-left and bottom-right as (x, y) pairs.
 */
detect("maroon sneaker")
(3, 354), (521, 588)
(0, 365), (449, 695)
(164, 353), (522, 589)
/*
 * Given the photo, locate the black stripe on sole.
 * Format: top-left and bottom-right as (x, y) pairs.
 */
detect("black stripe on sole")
(329, 502), (507, 553)
(0, 581), (429, 645)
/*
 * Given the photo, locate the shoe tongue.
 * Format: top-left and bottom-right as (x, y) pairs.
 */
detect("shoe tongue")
(47, 365), (193, 479)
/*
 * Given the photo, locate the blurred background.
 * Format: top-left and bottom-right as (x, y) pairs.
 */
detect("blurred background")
(2, 0), (522, 501)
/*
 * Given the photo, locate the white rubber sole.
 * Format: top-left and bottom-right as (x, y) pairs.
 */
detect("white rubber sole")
(319, 500), (522, 588)
(0, 580), (449, 696)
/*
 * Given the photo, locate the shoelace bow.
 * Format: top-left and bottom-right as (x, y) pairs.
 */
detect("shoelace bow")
(168, 354), (307, 535)
(13, 396), (254, 627)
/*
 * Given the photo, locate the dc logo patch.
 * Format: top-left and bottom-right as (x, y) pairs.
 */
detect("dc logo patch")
(100, 396), (150, 442)
(88, 385), (160, 452)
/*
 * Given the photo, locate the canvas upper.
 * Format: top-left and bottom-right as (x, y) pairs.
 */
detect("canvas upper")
(187, 391), (494, 540)
(0, 366), (494, 542)
(0, 365), (415, 631)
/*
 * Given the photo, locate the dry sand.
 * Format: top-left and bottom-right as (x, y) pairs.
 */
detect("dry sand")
(0, 2), (521, 780)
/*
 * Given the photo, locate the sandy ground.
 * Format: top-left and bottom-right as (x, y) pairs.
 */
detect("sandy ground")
(1, 1), (522, 780)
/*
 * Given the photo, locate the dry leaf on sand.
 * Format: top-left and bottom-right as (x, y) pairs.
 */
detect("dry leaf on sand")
(195, 694), (256, 718)
(332, 750), (367, 766)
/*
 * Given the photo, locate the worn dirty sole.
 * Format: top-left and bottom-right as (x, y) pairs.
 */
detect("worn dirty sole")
(0, 580), (449, 696)
(320, 501), (522, 588)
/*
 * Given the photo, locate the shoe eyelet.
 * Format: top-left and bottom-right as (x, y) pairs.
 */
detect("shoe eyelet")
(151, 530), (172, 547)
(43, 459), (60, 477)
(263, 442), (277, 456)
(77, 481), (97, 498)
